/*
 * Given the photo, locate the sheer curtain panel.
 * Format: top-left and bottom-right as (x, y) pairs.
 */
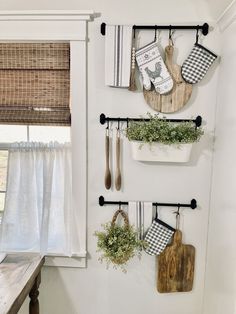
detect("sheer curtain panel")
(0, 142), (78, 256)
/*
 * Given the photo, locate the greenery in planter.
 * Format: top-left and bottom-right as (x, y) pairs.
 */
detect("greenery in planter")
(94, 210), (146, 272)
(125, 113), (204, 145)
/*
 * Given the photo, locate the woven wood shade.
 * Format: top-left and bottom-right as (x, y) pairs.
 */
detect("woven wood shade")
(0, 43), (70, 126)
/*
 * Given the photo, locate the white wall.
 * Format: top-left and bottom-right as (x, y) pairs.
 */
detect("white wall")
(203, 7), (236, 314)
(1, 1), (220, 314)
(205, 0), (234, 20)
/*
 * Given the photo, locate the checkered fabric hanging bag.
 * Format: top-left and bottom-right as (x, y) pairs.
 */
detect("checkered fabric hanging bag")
(144, 210), (175, 256)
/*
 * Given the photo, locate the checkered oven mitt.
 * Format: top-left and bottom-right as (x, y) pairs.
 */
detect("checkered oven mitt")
(144, 218), (175, 255)
(181, 43), (217, 84)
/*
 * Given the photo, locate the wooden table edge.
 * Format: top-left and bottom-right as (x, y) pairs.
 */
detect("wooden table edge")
(7, 256), (45, 314)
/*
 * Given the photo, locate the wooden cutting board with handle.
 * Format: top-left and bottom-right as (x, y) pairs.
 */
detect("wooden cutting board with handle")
(143, 45), (192, 113)
(157, 230), (195, 293)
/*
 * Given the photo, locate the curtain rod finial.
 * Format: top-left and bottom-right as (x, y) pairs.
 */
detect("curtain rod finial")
(202, 23), (209, 36)
(191, 199), (197, 209)
(101, 23), (106, 35)
(99, 196), (105, 206)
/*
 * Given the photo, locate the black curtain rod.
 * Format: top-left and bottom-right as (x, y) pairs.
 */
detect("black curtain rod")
(100, 22), (209, 36)
(100, 113), (202, 128)
(99, 196), (197, 209)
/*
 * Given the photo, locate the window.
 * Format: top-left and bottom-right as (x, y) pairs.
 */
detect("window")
(0, 42), (71, 213)
(0, 41), (81, 263)
(0, 10), (92, 268)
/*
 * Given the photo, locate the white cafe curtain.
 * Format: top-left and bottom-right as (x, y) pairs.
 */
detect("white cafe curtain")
(0, 142), (78, 256)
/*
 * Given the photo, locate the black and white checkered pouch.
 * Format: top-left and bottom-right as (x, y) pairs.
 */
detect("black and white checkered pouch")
(144, 218), (175, 256)
(181, 43), (217, 84)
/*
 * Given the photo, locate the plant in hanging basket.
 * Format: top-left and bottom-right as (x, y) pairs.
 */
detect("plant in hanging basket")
(94, 209), (146, 272)
(125, 113), (204, 162)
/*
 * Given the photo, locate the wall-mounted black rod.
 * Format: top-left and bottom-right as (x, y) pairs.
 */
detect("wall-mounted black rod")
(101, 22), (209, 36)
(99, 196), (197, 209)
(100, 113), (202, 128)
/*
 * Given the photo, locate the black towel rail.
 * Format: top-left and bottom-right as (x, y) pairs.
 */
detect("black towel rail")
(99, 196), (197, 209)
(100, 113), (202, 128)
(100, 22), (209, 36)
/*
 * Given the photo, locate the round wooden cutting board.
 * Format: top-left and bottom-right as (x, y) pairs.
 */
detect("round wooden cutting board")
(143, 45), (193, 113)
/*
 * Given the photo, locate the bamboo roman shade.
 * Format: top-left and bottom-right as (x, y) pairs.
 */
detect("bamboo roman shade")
(0, 43), (70, 126)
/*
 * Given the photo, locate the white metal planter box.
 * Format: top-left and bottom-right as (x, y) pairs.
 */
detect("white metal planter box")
(130, 141), (193, 162)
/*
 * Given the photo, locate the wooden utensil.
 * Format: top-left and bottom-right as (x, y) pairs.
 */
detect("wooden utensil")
(115, 129), (121, 191)
(104, 128), (111, 189)
(143, 44), (193, 113)
(157, 230), (195, 293)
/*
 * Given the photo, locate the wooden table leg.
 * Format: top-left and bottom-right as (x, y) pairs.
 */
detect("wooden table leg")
(29, 272), (41, 314)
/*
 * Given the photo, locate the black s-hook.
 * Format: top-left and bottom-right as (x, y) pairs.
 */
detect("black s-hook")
(196, 28), (199, 44)
(154, 26), (157, 42)
(174, 204), (181, 230)
(155, 204), (158, 220)
(169, 26), (174, 46)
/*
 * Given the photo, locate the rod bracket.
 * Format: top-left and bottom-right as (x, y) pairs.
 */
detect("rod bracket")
(195, 116), (202, 128)
(101, 22), (106, 36)
(100, 113), (106, 125)
(202, 23), (209, 36)
(99, 196), (105, 206)
(191, 199), (197, 209)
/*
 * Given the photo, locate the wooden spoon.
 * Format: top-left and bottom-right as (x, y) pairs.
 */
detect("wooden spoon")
(115, 129), (121, 191)
(104, 129), (111, 189)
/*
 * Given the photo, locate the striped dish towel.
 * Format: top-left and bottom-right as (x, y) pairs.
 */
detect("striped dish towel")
(128, 201), (153, 240)
(105, 25), (133, 87)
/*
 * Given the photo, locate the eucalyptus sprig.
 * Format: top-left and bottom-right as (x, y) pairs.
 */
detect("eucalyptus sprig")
(126, 113), (204, 145)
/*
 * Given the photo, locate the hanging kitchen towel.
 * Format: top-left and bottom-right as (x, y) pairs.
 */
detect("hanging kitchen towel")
(181, 43), (217, 84)
(144, 218), (175, 255)
(105, 25), (133, 87)
(135, 41), (173, 94)
(128, 201), (153, 240)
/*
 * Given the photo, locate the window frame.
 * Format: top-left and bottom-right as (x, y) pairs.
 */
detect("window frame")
(0, 10), (94, 268)
(0, 147), (9, 219)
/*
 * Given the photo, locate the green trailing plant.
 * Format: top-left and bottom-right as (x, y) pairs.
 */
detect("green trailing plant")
(94, 209), (146, 272)
(125, 113), (204, 145)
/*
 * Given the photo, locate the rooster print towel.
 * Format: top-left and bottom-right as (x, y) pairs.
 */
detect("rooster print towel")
(136, 41), (173, 94)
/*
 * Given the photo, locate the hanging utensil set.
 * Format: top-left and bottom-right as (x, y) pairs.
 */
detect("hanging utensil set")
(101, 22), (217, 111)
(99, 22), (216, 290)
(99, 196), (196, 291)
(102, 113), (202, 189)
